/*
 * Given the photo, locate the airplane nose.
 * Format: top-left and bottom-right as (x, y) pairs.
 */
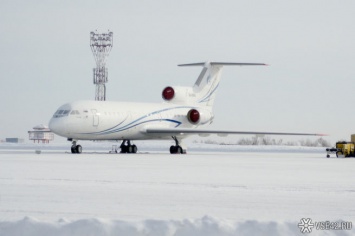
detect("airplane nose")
(49, 118), (60, 135)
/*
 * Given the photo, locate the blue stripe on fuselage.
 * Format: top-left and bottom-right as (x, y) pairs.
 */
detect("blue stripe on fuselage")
(79, 106), (193, 135)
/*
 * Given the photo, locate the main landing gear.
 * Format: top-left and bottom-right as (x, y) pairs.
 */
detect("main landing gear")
(71, 140), (82, 154)
(120, 140), (138, 154)
(68, 138), (185, 155)
(170, 136), (186, 154)
(119, 138), (186, 154)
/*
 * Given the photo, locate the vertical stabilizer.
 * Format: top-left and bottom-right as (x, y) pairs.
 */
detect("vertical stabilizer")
(178, 62), (266, 108)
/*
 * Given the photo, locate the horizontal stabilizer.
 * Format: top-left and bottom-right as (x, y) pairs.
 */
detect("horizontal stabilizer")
(178, 62), (267, 67)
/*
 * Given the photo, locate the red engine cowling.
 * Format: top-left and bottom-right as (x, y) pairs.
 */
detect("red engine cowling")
(161, 86), (195, 104)
(162, 86), (175, 101)
(187, 109), (200, 124)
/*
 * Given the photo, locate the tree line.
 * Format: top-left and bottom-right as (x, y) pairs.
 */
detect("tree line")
(193, 136), (331, 147)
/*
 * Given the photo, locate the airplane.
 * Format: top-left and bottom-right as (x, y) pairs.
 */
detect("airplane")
(48, 61), (324, 154)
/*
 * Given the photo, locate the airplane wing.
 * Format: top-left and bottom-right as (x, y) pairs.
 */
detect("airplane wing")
(145, 128), (325, 137)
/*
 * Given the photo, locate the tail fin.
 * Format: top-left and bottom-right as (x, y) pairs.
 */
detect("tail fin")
(179, 62), (266, 108)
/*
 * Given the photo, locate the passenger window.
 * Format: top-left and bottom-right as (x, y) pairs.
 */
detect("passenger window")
(70, 110), (80, 115)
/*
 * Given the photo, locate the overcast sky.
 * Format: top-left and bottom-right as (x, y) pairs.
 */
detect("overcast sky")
(1, 0), (354, 144)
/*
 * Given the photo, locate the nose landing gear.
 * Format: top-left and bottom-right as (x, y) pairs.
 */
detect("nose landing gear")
(70, 140), (82, 154)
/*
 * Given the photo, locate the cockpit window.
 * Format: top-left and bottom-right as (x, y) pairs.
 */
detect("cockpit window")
(53, 109), (71, 118)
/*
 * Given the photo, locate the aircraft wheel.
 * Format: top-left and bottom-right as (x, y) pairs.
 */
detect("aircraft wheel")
(71, 146), (77, 154)
(170, 136), (186, 154)
(75, 145), (82, 154)
(132, 145), (138, 153)
(120, 146), (127, 153)
(127, 146), (133, 153)
(177, 146), (183, 154)
(170, 145), (183, 154)
(170, 145), (176, 154)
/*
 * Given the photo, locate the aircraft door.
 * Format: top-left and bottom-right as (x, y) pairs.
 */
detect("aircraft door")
(91, 109), (99, 127)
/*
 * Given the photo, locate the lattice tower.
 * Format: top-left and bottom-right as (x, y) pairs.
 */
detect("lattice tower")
(90, 31), (113, 101)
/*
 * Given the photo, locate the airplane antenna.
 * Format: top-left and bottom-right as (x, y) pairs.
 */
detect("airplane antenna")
(90, 30), (113, 101)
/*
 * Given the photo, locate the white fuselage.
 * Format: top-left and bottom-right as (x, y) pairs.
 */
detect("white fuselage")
(47, 62), (272, 154)
(49, 100), (213, 141)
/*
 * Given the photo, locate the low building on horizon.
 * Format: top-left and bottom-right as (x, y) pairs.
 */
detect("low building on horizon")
(5, 138), (24, 143)
(28, 124), (54, 143)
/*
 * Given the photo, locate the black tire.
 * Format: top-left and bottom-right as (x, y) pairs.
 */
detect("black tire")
(326, 155), (330, 158)
(75, 145), (82, 154)
(71, 146), (76, 154)
(120, 146), (127, 153)
(170, 145), (177, 154)
(132, 145), (138, 153)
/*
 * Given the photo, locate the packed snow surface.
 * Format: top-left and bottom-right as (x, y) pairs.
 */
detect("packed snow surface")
(0, 142), (354, 235)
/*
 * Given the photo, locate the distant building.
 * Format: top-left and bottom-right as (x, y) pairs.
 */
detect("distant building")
(6, 138), (24, 143)
(28, 124), (54, 143)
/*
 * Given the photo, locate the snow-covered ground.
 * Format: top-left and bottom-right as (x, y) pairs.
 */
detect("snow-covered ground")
(0, 142), (354, 235)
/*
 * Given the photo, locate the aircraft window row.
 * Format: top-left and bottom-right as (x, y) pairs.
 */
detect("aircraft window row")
(53, 110), (80, 118)
(53, 110), (125, 118)
(103, 112), (125, 116)
(70, 110), (80, 115)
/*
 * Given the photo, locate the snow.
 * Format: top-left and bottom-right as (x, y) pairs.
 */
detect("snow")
(0, 143), (354, 235)
(0, 217), (333, 236)
(0, 140), (327, 153)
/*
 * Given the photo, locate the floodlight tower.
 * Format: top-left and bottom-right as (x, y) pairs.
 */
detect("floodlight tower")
(90, 31), (113, 101)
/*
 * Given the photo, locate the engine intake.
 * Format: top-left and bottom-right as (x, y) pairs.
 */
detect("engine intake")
(162, 86), (175, 101)
(161, 86), (195, 104)
(187, 109), (200, 124)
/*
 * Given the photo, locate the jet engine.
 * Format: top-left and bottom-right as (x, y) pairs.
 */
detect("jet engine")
(162, 86), (195, 104)
(187, 108), (213, 125)
(187, 109), (200, 124)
